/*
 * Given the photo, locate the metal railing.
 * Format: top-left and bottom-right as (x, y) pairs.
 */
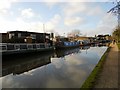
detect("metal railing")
(0, 43), (51, 52)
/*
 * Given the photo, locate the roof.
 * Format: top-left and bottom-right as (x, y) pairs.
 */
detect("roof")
(7, 30), (50, 35)
(0, 33), (7, 35)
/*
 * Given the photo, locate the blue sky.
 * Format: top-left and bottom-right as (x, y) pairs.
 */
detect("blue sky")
(0, 0), (118, 36)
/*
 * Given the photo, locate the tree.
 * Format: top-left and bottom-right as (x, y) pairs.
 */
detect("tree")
(67, 29), (82, 37)
(112, 26), (120, 43)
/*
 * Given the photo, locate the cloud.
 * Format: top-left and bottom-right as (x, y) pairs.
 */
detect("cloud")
(64, 17), (84, 26)
(0, 0), (18, 16)
(43, 0), (59, 8)
(63, 2), (105, 17)
(96, 14), (117, 34)
(21, 8), (35, 18)
(63, 3), (87, 27)
(0, 0), (18, 10)
(0, 9), (14, 16)
(63, 2), (87, 17)
(50, 14), (61, 24)
(87, 6), (105, 16)
(0, 0), (12, 10)
(63, 0), (111, 2)
(85, 14), (117, 36)
(18, 0), (112, 2)
(45, 14), (61, 31)
(0, 9), (8, 15)
(0, 17), (43, 33)
(0, 14), (61, 33)
(98, 14), (117, 28)
(0, 1), (116, 37)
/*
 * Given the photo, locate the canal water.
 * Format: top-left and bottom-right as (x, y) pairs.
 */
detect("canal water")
(1, 45), (108, 88)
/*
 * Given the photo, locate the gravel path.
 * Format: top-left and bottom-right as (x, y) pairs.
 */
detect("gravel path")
(94, 43), (119, 88)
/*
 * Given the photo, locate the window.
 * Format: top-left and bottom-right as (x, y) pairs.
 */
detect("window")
(9, 33), (14, 39)
(30, 34), (36, 39)
(18, 33), (21, 38)
(46, 35), (49, 39)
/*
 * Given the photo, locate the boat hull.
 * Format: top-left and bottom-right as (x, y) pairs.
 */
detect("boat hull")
(55, 45), (79, 50)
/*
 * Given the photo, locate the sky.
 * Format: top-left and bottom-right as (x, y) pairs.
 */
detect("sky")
(0, 0), (119, 37)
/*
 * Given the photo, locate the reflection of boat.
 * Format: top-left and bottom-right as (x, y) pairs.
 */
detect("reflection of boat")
(54, 48), (80, 58)
(97, 42), (110, 47)
(2, 48), (54, 60)
(80, 46), (90, 50)
(2, 52), (53, 76)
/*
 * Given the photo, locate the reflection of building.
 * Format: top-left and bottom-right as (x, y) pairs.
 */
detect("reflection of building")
(2, 53), (52, 76)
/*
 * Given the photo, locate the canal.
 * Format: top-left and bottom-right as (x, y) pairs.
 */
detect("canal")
(1, 45), (108, 88)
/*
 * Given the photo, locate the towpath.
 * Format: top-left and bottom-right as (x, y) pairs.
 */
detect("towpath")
(94, 43), (119, 88)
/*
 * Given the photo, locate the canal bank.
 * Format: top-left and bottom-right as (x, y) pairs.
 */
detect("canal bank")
(81, 43), (119, 88)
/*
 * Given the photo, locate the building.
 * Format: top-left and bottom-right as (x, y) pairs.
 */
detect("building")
(0, 33), (9, 43)
(97, 35), (106, 40)
(75, 36), (89, 41)
(97, 34), (112, 41)
(96, 34), (112, 43)
(104, 35), (112, 41)
(7, 31), (52, 43)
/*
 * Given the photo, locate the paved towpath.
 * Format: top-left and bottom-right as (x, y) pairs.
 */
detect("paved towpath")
(94, 43), (119, 88)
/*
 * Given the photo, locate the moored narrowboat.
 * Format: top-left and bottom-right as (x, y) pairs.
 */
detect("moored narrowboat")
(79, 40), (91, 46)
(55, 41), (80, 49)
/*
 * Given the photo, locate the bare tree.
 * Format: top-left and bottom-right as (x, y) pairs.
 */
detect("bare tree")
(67, 29), (82, 37)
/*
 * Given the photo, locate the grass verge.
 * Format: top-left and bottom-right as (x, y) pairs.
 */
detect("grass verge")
(80, 47), (110, 89)
(117, 43), (120, 50)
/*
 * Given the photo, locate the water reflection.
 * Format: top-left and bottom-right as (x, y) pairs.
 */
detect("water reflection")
(1, 45), (108, 88)
(54, 48), (80, 58)
(90, 43), (110, 47)
(2, 53), (53, 76)
(80, 46), (90, 50)
(54, 46), (90, 58)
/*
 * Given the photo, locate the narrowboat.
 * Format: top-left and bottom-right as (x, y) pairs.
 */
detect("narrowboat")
(1, 43), (54, 56)
(55, 41), (80, 49)
(79, 40), (91, 46)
